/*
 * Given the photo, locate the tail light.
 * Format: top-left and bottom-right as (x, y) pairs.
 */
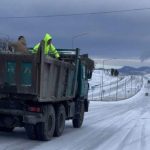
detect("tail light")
(28, 106), (41, 113)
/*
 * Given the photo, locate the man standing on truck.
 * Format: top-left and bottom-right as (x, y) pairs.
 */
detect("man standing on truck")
(9, 36), (28, 54)
(33, 33), (60, 58)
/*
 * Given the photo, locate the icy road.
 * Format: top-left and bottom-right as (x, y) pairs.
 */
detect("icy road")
(0, 83), (149, 150)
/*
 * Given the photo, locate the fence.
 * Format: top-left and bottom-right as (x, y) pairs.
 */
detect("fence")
(88, 70), (143, 101)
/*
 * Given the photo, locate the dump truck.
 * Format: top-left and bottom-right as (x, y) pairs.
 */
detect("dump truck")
(0, 40), (94, 140)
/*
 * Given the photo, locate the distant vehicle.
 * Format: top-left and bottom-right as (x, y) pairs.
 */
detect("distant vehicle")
(0, 40), (94, 140)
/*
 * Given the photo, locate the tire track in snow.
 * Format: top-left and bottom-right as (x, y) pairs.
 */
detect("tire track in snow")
(61, 108), (140, 150)
(98, 97), (150, 150)
(0, 128), (43, 150)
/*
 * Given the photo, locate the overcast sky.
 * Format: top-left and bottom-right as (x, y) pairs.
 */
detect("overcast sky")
(1, 0), (150, 59)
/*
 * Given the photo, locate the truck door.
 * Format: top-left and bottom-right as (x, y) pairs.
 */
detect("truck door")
(78, 64), (89, 98)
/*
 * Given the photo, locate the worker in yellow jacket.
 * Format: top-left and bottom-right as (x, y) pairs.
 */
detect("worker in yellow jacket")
(33, 33), (60, 58)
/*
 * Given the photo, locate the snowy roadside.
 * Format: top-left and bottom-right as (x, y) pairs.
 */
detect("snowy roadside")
(88, 70), (143, 101)
(31, 81), (149, 150)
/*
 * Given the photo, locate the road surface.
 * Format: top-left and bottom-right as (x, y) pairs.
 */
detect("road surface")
(0, 84), (149, 150)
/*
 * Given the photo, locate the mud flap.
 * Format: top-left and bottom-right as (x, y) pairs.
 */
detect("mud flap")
(23, 114), (44, 125)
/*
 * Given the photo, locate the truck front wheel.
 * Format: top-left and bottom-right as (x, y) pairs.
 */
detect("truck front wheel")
(72, 103), (84, 128)
(54, 104), (66, 137)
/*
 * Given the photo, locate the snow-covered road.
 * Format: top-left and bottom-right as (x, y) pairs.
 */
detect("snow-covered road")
(0, 83), (149, 150)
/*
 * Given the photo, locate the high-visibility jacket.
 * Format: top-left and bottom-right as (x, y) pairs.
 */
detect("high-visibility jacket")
(33, 33), (60, 58)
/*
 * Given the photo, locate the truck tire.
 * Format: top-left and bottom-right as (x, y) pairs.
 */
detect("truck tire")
(54, 104), (66, 137)
(0, 127), (14, 132)
(25, 124), (37, 140)
(72, 103), (84, 128)
(36, 105), (55, 141)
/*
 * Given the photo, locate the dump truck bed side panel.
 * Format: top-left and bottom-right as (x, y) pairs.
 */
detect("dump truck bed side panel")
(0, 54), (38, 95)
(39, 57), (76, 102)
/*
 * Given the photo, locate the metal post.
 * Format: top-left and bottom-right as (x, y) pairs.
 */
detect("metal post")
(125, 79), (127, 98)
(109, 82), (111, 97)
(101, 58), (117, 101)
(116, 76), (118, 100)
(91, 87), (93, 101)
(99, 70), (101, 100)
(101, 61), (104, 101)
(131, 75), (133, 96)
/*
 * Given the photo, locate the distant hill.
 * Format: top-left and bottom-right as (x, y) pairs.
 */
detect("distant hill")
(118, 66), (150, 75)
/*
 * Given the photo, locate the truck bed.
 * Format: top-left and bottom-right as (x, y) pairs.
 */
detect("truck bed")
(0, 52), (76, 102)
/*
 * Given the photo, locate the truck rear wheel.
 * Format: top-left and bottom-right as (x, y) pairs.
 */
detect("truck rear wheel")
(0, 127), (14, 132)
(36, 105), (55, 141)
(54, 104), (66, 137)
(25, 124), (37, 140)
(72, 103), (84, 128)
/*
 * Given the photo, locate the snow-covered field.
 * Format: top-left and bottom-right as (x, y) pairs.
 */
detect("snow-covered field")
(0, 72), (149, 150)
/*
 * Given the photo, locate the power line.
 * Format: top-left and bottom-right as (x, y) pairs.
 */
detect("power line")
(0, 7), (150, 19)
